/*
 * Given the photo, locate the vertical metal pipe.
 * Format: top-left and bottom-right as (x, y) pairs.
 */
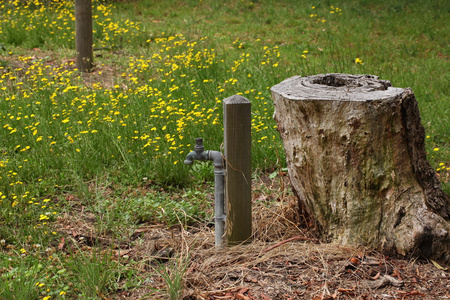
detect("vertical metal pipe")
(214, 167), (225, 248)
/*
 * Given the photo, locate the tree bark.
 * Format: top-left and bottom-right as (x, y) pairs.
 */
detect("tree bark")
(271, 73), (449, 261)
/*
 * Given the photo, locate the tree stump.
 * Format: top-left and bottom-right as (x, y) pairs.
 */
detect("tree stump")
(271, 73), (449, 261)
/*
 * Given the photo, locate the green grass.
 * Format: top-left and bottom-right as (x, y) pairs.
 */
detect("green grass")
(0, 0), (448, 298)
(64, 247), (122, 299)
(0, 258), (42, 300)
(152, 251), (190, 300)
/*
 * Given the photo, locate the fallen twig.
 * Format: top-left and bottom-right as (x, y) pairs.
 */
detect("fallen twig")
(366, 275), (403, 289)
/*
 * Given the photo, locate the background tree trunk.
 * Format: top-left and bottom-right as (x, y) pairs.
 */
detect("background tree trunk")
(271, 73), (449, 261)
(75, 0), (93, 73)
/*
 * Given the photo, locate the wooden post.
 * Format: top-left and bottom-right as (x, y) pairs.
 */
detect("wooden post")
(75, 0), (93, 72)
(223, 95), (252, 245)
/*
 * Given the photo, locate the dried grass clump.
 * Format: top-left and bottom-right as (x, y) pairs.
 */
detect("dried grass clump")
(178, 194), (358, 299)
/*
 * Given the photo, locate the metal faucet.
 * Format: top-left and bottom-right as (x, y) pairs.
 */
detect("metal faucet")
(184, 138), (226, 248)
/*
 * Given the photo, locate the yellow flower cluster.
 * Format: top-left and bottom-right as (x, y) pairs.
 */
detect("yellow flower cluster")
(0, 0), (140, 49)
(310, 5), (343, 22)
(0, 0), (283, 196)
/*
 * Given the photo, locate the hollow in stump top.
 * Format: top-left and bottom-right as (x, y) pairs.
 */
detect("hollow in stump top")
(270, 73), (405, 102)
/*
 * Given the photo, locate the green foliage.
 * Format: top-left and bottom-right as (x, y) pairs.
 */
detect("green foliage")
(129, 189), (212, 226)
(189, 161), (215, 183)
(65, 247), (120, 299)
(0, 259), (41, 300)
(81, 187), (212, 239)
(152, 252), (190, 300)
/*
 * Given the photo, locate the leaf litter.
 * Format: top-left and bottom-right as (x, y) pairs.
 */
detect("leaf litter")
(56, 174), (449, 299)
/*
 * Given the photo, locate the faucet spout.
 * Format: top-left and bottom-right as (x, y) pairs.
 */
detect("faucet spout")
(183, 151), (196, 165)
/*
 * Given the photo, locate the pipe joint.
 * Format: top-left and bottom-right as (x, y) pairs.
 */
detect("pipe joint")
(184, 138), (224, 168)
(184, 150), (208, 164)
(215, 215), (226, 222)
(208, 150), (224, 168)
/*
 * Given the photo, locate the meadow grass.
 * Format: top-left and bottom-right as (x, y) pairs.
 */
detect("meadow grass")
(0, 0), (448, 298)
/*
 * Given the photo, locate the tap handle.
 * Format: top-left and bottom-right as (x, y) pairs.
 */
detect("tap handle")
(194, 137), (204, 152)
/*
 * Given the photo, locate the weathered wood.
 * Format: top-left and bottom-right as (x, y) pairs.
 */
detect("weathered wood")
(223, 95), (252, 245)
(271, 73), (449, 261)
(75, 0), (93, 72)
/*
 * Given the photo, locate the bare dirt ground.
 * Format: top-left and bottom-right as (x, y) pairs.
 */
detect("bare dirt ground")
(57, 175), (450, 300)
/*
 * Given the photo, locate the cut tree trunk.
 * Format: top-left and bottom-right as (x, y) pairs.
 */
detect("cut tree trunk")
(271, 73), (449, 261)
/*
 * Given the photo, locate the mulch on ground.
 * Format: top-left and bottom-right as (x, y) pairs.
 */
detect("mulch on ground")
(57, 176), (450, 299)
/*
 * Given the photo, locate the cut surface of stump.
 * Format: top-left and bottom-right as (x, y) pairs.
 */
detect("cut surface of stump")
(271, 73), (449, 261)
